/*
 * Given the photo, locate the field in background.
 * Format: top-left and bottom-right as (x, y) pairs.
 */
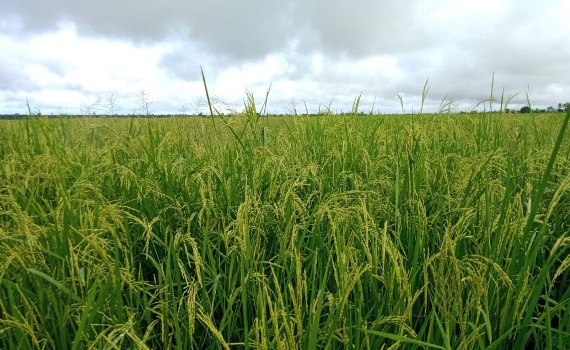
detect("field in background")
(1, 112), (570, 349)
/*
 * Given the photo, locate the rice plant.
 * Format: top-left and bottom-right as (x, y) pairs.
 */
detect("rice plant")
(1, 104), (569, 349)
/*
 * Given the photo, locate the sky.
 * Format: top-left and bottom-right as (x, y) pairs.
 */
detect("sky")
(1, 0), (569, 115)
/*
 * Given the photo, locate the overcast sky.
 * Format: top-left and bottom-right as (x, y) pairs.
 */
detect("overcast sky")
(1, 0), (569, 115)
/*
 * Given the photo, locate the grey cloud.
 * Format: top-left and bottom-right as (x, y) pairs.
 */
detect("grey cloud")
(1, 0), (568, 114)
(159, 43), (227, 81)
(1, 1), (302, 61)
(2, 0), (433, 61)
(306, 0), (432, 57)
(0, 62), (35, 91)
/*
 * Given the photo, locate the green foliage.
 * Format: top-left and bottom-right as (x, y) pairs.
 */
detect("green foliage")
(1, 111), (569, 349)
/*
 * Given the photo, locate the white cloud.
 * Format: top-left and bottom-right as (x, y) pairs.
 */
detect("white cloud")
(1, 0), (569, 115)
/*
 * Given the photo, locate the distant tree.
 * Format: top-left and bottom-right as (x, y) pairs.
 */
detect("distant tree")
(137, 90), (153, 116)
(520, 106), (531, 113)
(80, 96), (101, 115)
(191, 96), (206, 114)
(288, 98), (298, 116)
(557, 102), (569, 112)
(103, 93), (121, 115)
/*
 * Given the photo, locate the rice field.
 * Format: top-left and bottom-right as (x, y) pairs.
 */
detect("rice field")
(1, 109), (569, 349)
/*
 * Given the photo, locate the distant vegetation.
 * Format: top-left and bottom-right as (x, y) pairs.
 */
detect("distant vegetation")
(5, 83), (569, 118)
(1, 105), (568, 119)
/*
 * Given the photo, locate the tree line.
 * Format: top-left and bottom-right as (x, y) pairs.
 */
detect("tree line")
(513, 102), (569, 114)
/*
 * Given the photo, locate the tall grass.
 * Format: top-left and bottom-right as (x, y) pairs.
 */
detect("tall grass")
(1, 108), (569, 349)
